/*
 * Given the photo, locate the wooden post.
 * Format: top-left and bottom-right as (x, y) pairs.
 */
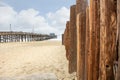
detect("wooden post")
(13, 35), (15, 42)
(6, 35), (8, 42)
(10, 34), (13, 42)
(7, 34), (10, 42)
(3, 35), (4, 42)
(1, 35), (2, 43)
(32, 35), (33, 41)
(29, 35), (31, 41)
(87, 0), (100, 80)
(0, 35), (1, 43)
(19, 35), (20, 42)
(100, 0), (117, 80)
(62, 34), (64, 45)
(14, 35), (15, 42)
(33, 35), (34, 41)
(5, 35), (7, 42)
(76, 12), (86, 80)
(4, 35), (7, 43)
(21, 35), (23, 42)
(85, 7), (89, 80)
(2, 35), (4, 42)
(16, 35), (18, 42)
(116, 0), (120, 79)
(69, 5), (77, 73)
(25, 35), (26, 42)
(65, 21), (70, 60)
(1, 35), (2, 42)
(76, 0), (87, 80)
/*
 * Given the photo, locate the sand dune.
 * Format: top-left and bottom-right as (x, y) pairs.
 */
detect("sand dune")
(0, 40), (76, 80)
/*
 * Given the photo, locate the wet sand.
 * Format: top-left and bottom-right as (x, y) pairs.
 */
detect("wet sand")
(0, 40), (76, 80)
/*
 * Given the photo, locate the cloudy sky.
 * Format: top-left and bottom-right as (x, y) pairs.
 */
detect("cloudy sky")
(0, 0), (75, 36)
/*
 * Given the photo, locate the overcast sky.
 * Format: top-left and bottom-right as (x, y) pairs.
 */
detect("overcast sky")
(0, 0), (75, 36)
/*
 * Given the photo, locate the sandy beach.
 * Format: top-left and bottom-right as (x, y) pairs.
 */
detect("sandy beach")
(0, 40), (76, 80)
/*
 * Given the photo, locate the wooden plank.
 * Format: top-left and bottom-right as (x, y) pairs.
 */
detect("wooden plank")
(69, 5), (77, 73)
(64, 21), (70, 61)
(88, 0), (100, 80)
(116, 0), (120, 79)
(100, 0), (117, 80)
(85, 7), (89, 80)
(76, 12), (86, 80)
(76, 0), (87, 80)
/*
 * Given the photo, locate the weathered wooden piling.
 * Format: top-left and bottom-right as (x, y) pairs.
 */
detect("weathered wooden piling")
(76, 12), (86, 80)
(76, 0), (87, 80)
(64, 21), (70, 60)
(85, 7), (89, 80)
(62, 34), (64, 45)
(116, 0), (120, 79)
(69, 5), (77, 73)
(88, 0), (100, 80)
(100, 0), (117, 80)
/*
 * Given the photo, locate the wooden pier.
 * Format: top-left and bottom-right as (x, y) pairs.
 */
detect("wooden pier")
(0, 31), (56, 43)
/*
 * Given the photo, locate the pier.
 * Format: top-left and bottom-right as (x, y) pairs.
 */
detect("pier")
(0, 31), (56, 43)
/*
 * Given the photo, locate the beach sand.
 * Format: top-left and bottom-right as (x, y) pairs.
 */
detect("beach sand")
(0, 40), (76, 80)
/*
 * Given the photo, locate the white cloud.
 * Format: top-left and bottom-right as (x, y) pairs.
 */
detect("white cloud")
(0, 3), (70, 36)
(0, 6), (17, 30)
(47, 7), (70, 34)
